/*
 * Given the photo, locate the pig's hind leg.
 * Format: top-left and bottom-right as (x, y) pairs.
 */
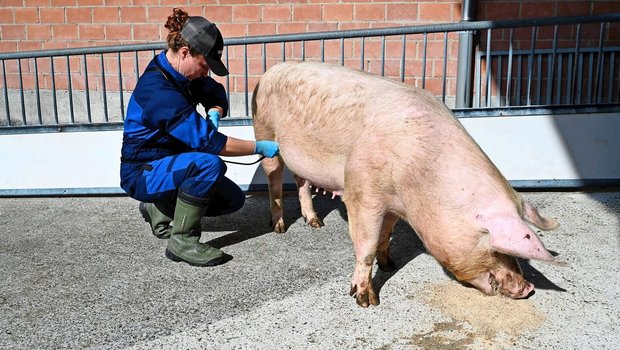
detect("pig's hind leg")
(295, 175), (324, 229)
(261, 156), (287, 233)
(376, 213), (399, 272)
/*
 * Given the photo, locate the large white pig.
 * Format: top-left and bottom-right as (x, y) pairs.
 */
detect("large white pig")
(252, 61), (562, 307)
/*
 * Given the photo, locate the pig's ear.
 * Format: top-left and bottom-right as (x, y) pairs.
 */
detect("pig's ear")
(487, 218), (565, 265)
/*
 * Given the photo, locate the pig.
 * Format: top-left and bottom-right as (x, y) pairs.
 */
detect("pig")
(251, 61), (562, 307)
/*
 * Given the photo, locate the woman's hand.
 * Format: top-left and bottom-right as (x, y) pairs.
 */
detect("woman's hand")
(254, 140), (279, 158)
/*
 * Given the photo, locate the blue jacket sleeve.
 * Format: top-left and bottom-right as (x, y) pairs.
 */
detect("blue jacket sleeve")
(143, 85), (228, 154)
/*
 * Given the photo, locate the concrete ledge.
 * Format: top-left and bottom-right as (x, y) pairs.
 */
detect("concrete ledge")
(1, 113), (619, 196)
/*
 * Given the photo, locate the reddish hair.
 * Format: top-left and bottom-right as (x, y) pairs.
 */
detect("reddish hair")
(164, 8), (200, 56)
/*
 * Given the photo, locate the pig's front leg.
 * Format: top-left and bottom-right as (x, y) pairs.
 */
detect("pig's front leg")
(261, 156), (286, 233)
(295, 175), (324, 229)
(346, 202), (384, 307)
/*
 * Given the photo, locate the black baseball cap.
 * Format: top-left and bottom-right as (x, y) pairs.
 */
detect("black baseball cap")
(180, 16), (229, 76)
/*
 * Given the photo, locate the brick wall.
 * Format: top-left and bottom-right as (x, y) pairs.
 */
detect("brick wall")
(0, 1), (465, 52)
(0, 1), (617, 98)
(1, 1), (615, 51)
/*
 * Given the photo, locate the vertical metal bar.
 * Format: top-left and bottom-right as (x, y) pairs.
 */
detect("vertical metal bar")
(400, 34), (406, 82)
(321, 40), (325, 62)
(281, 42), (286, 62)
(526, 26), (537, 106)
(616, 53), (620, 103)
(100, 54), (108, 122)
(67, 56), (75, 123)
(50, 57), (58, 124)
(576, 51), (583, 104)
(381, 36), (386, 76)
(536, 54), (542, 105)
(545, 53), (552, 104)
(571, 24), (581, 104)
(505, 29), (514, 106)
(1, 60), (10, 126)
(485, 29), (492, 107)
(301, 40), (306, 61)
(556, 53), (563, 104)
(134, 51), (140, 79)
(34, 58), (42, 124)
(244, 45), (249, 117)
(117, 52), (125, 120)
(262, 43), (267, 73)
(442, 32), (448, 103)
(516, 55), (522, 105)
(84, 54), (92, 123)
(422, 33), (427, 89)
(360, 37), (365, 70)
(496, 56), (502, 107)
(586, 52), (594, 103)
(608, 52), (615, 103)
(474, 50), (481, 107)
(595, 22), (606, 103)
(546, 25), (558, 105)
(340, 37), (345, 65)
(18, 59), (26, 125)
(455, 26), (476, 108)
(566, 53), (574, 104)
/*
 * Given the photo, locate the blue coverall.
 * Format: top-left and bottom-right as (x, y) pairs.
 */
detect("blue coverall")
(120, 51), (244, 213)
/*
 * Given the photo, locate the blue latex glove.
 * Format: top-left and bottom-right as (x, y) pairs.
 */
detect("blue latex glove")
(254, 140), (279, 158)
(207, 109), (220, 130)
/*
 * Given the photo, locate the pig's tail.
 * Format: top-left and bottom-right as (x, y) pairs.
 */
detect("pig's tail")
(164, 8), (195, 54)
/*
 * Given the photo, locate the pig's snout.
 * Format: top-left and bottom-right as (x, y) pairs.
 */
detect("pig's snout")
(490, 270), (535, 299)
(467, 269), (535, 299)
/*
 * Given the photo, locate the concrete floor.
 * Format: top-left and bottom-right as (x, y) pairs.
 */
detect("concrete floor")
(0, 191), (618, 349)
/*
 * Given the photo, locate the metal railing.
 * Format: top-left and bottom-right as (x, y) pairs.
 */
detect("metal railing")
(1, 13), (619, 134)
(473, 20), (620, 111)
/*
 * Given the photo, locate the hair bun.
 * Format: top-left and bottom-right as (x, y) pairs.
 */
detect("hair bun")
(165, 8), (189, 33)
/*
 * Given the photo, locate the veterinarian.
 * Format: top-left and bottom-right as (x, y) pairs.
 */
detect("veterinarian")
(120, 8), (279, 267)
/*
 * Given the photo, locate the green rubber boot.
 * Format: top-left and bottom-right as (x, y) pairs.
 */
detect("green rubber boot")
(139, 201), (174, 239)
(165, 196), (232, 267)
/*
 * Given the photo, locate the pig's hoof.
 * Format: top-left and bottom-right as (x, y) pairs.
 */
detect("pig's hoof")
(271, 218), (287, 233)
(349, 285), (380, 307)
(306, 216), (324, 229)
(377, 257), (396, 272)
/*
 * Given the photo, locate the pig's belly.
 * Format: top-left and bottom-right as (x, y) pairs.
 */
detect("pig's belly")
(280, 147), (345, 193)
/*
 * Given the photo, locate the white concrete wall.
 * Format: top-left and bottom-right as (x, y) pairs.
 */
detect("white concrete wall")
(0, 113), (618, 196)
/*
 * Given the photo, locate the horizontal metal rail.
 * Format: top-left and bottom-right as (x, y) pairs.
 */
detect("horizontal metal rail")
(1, 13), (619, 134)
(3, 13), (619, 60)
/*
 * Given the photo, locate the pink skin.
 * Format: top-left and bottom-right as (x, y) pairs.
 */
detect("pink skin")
(166, 47), (211, 81)
(253, 62), (561, 307)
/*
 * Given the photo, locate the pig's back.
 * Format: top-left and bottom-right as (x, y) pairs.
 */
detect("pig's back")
(252, 62), (502, 198)
(253, 62), (448, 145)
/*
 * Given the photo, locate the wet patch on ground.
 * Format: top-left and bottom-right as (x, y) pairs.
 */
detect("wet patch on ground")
(408, 281), (546, 349)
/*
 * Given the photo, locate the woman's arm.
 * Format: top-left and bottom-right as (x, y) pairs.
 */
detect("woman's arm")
(219, 137), (279, 158)
(219, 136), (256, 156)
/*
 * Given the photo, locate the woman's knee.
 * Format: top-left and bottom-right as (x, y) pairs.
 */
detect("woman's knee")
(178, 154), (227, 199)
(190, 153), (227, 179)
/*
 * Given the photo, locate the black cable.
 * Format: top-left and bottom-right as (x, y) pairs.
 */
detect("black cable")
(222, 155), (265, 165)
